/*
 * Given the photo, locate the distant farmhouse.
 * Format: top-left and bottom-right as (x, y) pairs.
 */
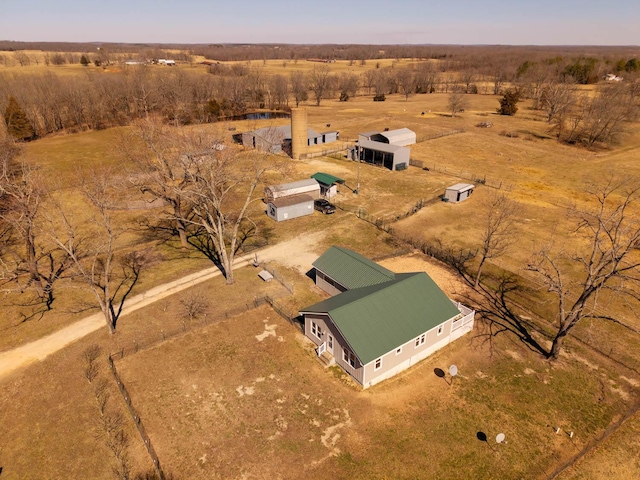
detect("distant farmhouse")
(604, 73), (623, 82)
(300, 247), (475, 388)
(356, 128), (416, 171)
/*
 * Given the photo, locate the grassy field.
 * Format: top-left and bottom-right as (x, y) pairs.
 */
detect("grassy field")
(113, 297), (632, 479)
(1, 71), (640, 478)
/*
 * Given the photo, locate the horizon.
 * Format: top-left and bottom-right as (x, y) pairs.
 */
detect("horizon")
(1, 0), (639, 46)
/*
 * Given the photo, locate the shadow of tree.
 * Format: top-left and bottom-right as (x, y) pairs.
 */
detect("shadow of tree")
(463, 273), (550, 358)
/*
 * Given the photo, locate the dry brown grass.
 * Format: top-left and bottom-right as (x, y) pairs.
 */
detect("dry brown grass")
(112, 295), (632, 480)
(2, 73), (640, 478)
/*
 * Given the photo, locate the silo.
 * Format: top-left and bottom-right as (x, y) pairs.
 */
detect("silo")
(291, 107), (308, 160)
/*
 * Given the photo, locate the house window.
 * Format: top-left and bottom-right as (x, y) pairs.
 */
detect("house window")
(342, 348), (356, 368)
(374, 358), (382, 371)
(437, 325), (444, 336)
(311, 321), (322, 340)
(396, 347), (402, 355)
(415, 334), (426, 348)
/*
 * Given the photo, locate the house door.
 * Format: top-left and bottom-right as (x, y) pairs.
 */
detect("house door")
(327, 335), (334, 355)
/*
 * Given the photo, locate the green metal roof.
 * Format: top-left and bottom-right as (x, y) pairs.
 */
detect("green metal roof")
(312, 246), (395, 289)
(311, 172), (345, 186)
(300, 272), (460, 365)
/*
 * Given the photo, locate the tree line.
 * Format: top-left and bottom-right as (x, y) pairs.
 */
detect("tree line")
(2, 57), (638, 146)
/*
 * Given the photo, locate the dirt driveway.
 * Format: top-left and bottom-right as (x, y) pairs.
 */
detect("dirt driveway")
(0, 232), (324, 382)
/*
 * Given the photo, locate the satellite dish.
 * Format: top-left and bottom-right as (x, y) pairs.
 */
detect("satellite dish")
(449, 365), (458, 377)
(496, 433), (506, 444)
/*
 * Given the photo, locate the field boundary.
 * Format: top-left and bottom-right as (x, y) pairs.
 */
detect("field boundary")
(106, 295), (299, 479)
(108, 355), (166, 480)
(546, 400), (640, 479)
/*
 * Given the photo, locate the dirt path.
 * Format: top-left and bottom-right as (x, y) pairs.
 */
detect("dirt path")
(0, 233), (322, 382)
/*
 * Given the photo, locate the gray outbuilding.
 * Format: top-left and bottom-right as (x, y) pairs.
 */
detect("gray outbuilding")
(267, 194), (314, 222)
(444, 183), (475, 203)
(358, 139), (410, 171)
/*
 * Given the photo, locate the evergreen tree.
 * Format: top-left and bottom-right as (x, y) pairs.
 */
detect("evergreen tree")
(80, 54), (90, 66)
(625, 58), (640, 73)
(497, 89), (520, 116)
(4, 96), (34, 141)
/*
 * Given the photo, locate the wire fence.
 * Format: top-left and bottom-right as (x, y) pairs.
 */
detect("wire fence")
(408, 159), (511, 190)
(259, 264), (294, 293)
(105, 294), (300, 479)
(110, 296), (270, 360)
(108, 294), (299, 362)
(299, 142), (353, 160)
(334, 195), (442, 233)
(415, 129), (465, 143)
(108, 356), (166, 480)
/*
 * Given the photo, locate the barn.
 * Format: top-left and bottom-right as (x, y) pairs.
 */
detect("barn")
(236, 125), (338, 155)
(444, 183), (475, 203)
(356, 128), (415, 171)
(358, 139), (410, 171)
(267, 194), (314, 222)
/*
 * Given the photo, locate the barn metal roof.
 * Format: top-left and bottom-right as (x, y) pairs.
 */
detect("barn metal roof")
(359, 139), (406, 154)
(312, 246), (395, 290)
(300, 272), (460, 365)
(253, 125), (319, 141)
(311, 172), (345, 186)
(379, 128), (416, 146)
(269, 193), (314, 208)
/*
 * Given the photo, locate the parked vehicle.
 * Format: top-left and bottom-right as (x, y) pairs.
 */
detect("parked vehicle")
(314, 199), (336, 214)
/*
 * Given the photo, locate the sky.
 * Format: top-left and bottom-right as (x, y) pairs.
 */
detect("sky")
(0, 0), (638, 45)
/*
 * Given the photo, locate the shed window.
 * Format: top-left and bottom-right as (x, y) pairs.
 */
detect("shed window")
(343, 348), (356, 368)
(311, 321), (322, 340)
(437, 325), (444, 336)
(374, 358), (382, 371)
(414, 334), (426, 348)
(396, 347), (402, 355)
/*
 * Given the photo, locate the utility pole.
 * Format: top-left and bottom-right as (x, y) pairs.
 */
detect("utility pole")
(355, 143), (360, 194)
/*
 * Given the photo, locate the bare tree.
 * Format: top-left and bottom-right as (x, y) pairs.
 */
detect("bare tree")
(461, 70), (476, 94)
(308, 65), (333, 106)
(49, 171), (150, 333)
(363, 69), (377, 96)
(0, 153), (72, 312)
(289, 71), (308, 107)
(179, 132), (271, 285)
(553, 83), (638, 146)
(121, 119), (194, 248)
(179, 292), (209, 322)
(543, 80), (576, 123)
(14, 52), (30, 67)
(268, 74), (289, 109)
(395, 68), (416, 101)
(337, 73), (359, 101)
(448, 91), (468, 118)
(475, 192), (519, 288)
(527, 179), (640, 359)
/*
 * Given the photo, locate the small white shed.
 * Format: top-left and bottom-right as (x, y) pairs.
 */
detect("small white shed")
(444, 183), (475, 203)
